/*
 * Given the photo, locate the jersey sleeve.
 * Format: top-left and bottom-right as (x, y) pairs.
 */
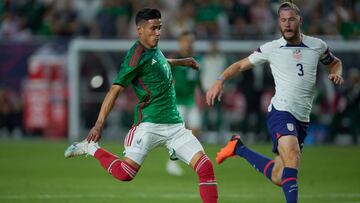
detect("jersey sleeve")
(113, 47), (144, 87)
(113, 61), (139, 88)
(248, 42), (272, 66)
(318, 39), (335, 65)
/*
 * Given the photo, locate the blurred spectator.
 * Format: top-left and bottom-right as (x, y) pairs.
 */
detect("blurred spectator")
(223, 0), (251, 39)
(167, 1), (196, 38)
(194, 0), (223, 39)
(221, 82), (246, 132)
(37, 2), (55, 36)
(73, 0), (101, 36)
(249, 0), (276, 37)
(172, 31), (202, 136)
(200, 41), (227, 131)
(325, 0), (351, 39)
(91, 0), (133, 38)
(235, 65), (262, 138)
(332, 68), (360, 142)
(51, 0), (80, 37)
(0, 0), (358, 40)
(17, 0), (47, 34)
(0, 87), (23, 138)
(201, 41), (227, 92)
(0, 10), (31, 40)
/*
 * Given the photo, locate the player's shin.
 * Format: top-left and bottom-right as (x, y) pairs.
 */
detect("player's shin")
(194, 154), (218, 203)
(236, 145), (274, 181)
(281, 167), (298, 203)
(94, 148), (138, 181)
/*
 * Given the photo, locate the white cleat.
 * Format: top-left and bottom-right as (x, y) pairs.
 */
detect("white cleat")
(64, 141), (89, 158)
(166, 160), (184, 176)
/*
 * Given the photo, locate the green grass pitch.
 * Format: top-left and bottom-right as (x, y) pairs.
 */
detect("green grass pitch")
(0, 139), (359, 203)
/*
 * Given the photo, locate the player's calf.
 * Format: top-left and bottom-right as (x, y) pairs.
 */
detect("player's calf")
(94, 148), (139, 181)
(281, 167), (298, 203)
(193, 154), (218, 203)
(278, 136), (301, 203)
(220, 135), (278, 183)
(270, 156), (284, 186)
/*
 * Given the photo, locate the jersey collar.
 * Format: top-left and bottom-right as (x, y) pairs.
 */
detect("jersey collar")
(280, 34), (309, 48)
(137, 40), (158, 50)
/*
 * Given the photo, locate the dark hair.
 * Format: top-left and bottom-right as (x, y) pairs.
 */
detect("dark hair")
(179, 31), (195, 39)
(135, 8), (161, 25)
(278, 1), (301, 16)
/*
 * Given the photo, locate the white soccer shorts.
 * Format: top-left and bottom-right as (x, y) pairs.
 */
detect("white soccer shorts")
(123, 122), (204, 165)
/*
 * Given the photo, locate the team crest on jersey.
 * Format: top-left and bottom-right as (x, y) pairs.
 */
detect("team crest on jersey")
(292, 49), (302, 61)
(287, 123), (295, 131)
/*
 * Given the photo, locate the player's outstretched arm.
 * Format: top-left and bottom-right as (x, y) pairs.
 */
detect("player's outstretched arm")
(167, 57), (200, 70)
(327, 56), (344, 85)
(206, 57), (253, 106)
(86, 85), (125, 142)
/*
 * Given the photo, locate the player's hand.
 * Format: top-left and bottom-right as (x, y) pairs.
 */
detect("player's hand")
(183, 57), (200, 70)
(206, 80), (223, 106)
(86, 125), (103, 143)
(328, 73), (344, 85)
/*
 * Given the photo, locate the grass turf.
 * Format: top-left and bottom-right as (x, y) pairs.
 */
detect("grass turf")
(0, 139), (359, 203)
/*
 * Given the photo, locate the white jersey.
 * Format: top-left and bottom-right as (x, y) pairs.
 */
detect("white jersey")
(248, 34), (334, 122)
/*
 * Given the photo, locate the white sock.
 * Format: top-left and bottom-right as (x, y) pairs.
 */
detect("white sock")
(87, 141), (100, 156)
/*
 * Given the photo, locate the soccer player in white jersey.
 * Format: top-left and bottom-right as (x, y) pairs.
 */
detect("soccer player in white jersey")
(206, 1), (343, 203)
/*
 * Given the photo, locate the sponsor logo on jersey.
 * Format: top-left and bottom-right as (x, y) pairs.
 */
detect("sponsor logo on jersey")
(287, 123), (295, 131)
(152, 58), (157, 65)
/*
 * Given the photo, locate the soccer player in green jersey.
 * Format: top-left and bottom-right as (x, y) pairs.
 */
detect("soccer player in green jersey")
(166, 31), (203, 176)
(64, 8), (218, 203)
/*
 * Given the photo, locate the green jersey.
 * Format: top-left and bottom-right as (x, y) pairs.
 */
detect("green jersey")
(113, 41), (183, 125)
(172, 55), (201, 106)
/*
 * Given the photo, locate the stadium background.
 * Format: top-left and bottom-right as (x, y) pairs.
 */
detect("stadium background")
(0, 0), (359, 202)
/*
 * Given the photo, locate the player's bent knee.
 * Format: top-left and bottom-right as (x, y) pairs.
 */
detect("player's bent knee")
(109, 160), (139, 182)
(189, 150), (205, 168)
(270, 156), (284, 186)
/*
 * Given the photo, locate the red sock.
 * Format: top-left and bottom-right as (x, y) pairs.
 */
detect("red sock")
(94, 148), (138, 181)
(194, 154), (218, 203)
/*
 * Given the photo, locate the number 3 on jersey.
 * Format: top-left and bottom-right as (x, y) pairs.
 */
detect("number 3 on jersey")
(297, 63), (304, 76)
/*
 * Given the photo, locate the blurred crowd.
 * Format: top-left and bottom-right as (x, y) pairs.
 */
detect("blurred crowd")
(0, 0), (359, 41)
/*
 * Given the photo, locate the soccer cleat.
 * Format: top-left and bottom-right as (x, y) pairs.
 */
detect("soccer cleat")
(64, 140), (89, 158)
(215, 135), (243, 165)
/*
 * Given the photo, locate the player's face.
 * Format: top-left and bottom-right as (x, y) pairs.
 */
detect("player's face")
(138, 19), (162, 48)
(278, 10), (301, 42)
(179, 35), (194, 54)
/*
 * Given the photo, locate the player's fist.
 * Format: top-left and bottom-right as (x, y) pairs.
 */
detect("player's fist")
(86, 125), (102, 142)
(183, 57), (200, 70)
(328, 73), (344, 85)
